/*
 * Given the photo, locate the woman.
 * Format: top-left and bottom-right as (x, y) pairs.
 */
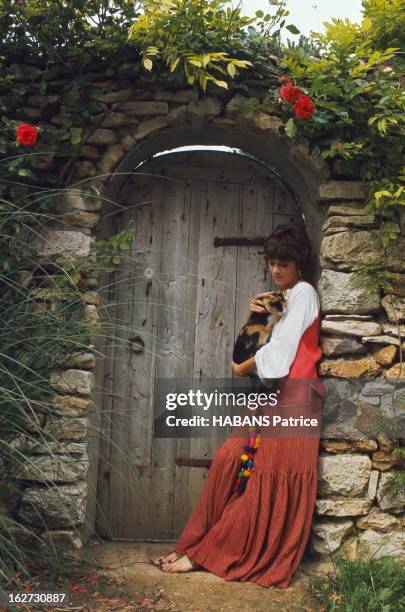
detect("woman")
(153, 224), (325, 589)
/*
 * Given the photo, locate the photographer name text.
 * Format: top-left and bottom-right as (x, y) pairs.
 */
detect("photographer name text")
(165, 414), (319, 427)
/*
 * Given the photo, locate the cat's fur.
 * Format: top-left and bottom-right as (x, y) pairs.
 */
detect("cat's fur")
(233, 291), (286, 387)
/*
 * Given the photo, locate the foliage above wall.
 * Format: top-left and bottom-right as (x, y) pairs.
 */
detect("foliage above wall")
(361, 0), (405, 51)
(127, 0), (297, 90)
(0, 0), (403, 254)
(3, 1), (402, 226)
(281, 12), (404, 225)
(0, 0), (141, 66)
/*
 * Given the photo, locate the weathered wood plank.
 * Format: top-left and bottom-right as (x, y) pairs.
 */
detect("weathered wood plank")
(102, 214), (131, 537)
(188, 176), (241, 507)
(234, 182), (274, 348)
(95, 261), (118, 538)
(107, 176), (164, 538)
(148, 173), (197, 539)
(273, 179), (303, 223)
(172, 180), (201, 534)
(121, 177), (165, 538)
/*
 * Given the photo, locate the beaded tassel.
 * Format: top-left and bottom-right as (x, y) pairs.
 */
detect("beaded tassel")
(234, 426), (261, 496)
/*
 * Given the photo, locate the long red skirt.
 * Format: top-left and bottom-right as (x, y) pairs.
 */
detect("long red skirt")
(175, 388), (323, 589)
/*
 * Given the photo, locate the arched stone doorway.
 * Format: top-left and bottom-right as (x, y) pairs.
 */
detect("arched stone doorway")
(15, 76), (400, 561)
(95, 126), (326, 540)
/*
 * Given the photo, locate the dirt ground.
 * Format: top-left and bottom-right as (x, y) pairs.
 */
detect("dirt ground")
(88, 540), (334, 612)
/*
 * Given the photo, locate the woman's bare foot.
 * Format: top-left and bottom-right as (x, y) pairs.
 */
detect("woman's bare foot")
(152, 551), (180, 566)
(160, 554), (199, 573)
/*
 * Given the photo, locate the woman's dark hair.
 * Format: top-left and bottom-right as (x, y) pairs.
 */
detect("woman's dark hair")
(263, 224), (312, 272)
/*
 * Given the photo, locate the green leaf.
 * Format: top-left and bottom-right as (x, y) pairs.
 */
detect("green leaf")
(206, 76), (228, 89)
(170, 57), (180, 72)
(378, 118), (387, 134)
(231, 59), (253, 68)
(143, 58), (153, 71)
(227, 63), (236, 78)
(285, 118), (296, 139)
(70, 127), (83, 146)
(376, 588), (393, 601)
(202, 54), (211, 68)
(188, 58), (203, 67)
(286, 24), (300, 35)
(201, 73), (208, 91)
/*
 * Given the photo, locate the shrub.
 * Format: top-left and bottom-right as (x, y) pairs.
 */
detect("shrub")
(310, 556), (405, 611)
(128, 0), (298, 90)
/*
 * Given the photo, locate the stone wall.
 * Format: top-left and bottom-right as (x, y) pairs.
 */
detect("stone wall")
(3, 64), (404, 562)
(313, 203), (405, 560)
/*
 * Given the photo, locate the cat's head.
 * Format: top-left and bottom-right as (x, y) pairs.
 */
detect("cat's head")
(257, 291), (286, 314)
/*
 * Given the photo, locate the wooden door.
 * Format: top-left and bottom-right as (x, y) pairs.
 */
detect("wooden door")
(97, 152), (302, 539)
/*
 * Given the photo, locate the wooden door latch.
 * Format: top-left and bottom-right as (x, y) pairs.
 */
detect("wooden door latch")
(175, 457), (212, 468)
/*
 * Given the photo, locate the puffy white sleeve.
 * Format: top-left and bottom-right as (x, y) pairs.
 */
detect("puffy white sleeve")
(254, 282), (319, 381)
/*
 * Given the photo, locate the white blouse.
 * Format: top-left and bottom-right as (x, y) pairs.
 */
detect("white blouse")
(254, 281), (320, 381)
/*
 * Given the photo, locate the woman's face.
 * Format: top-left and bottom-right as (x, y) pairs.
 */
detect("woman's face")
(267, 259), (300, 289)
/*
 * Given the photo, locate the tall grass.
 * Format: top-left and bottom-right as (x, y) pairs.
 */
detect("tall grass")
(0, 156), (148, 586)
(0, 185), (100, 587)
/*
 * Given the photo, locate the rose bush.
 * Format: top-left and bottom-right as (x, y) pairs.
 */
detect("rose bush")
(280, 13), (404, 222)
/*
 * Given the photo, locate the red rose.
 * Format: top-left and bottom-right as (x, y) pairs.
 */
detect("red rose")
(16, 124), (39, 146)
(293, 94), (315, 120)
(280, 82), (302, 104)
(279, 76), (291, 84)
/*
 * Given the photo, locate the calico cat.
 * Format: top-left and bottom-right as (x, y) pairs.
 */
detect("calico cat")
(233, 291), (286, 387)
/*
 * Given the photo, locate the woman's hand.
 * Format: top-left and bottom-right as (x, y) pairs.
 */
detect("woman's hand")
(249, 292), (272, 314)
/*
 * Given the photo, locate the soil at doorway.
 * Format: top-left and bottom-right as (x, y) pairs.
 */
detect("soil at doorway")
(86, 540), (331, 611)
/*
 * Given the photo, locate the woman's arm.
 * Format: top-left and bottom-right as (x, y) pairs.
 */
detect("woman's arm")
(254, 282), (319, 381)
(232, 357), (256, 377)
